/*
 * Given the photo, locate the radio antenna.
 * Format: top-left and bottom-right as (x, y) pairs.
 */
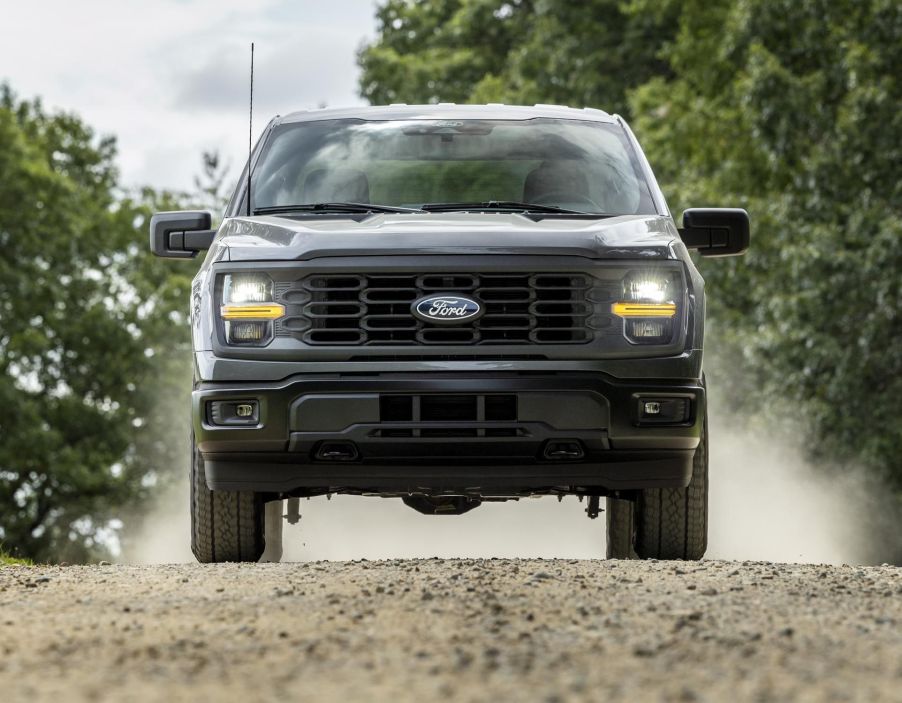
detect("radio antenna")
(246, 42), (254, 216)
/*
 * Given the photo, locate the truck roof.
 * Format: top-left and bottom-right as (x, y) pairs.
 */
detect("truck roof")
(278, 103), (616, 125)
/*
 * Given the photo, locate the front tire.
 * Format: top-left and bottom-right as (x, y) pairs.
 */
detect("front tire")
(190, 437), (266, 563)
(606, 412), (708, 560)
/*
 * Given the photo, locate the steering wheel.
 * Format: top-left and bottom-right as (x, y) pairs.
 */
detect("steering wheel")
(528, 191), (603, 211)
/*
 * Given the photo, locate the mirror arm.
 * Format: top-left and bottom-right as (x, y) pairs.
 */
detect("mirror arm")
(678, 226), (731, 250)
(150, 210), (214, 258)
(181, 229), (217, 251)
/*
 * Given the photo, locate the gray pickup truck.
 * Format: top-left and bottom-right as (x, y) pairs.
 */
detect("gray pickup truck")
(150, 104), (748, 563)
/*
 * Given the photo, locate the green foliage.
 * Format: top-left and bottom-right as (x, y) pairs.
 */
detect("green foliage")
(0, 86), (199, 563)
(358, 0), (678, 117)
(194, 151), (232, 219)
(0, 545), (33, 566)
(360, 0), (902, 557)
(630, 0), (902, 494)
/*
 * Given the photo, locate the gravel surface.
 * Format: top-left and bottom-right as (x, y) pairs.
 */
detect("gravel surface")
(1, 559), (899, 702)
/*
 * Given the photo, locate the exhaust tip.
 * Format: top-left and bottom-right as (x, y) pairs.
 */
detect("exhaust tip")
(542, 440), (585, 461)
(314, 441), (359, 462)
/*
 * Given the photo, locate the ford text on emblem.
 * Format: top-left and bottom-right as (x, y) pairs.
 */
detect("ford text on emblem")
(411, 294), (484, 324)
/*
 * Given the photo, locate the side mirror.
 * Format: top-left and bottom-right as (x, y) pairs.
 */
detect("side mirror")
(679, 208), (749, 257)
(149, 210), (216, 259)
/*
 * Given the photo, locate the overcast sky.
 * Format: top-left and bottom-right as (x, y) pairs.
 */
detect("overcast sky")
(0, 0), (377, 193)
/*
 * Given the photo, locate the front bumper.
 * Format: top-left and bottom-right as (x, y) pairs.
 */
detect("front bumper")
(193, 372), (705, 496)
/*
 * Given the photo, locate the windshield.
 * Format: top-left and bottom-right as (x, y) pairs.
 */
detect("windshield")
(247, 118), (657, 216)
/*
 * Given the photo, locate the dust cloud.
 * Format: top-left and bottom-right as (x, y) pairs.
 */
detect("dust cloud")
(122, 395), (883, 566)
(124, 473), (195, 564)
(705, 415), (872, 564)
(277, 405), (879, 563)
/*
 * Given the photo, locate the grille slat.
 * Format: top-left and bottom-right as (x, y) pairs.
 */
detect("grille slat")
(282, 272), (593, 346)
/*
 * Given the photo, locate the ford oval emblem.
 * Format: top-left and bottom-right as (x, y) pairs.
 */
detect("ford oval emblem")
(412, 294), (484, 324)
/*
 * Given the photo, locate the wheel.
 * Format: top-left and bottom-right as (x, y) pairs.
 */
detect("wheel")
(606, 411), (708, 560)
(605, 495), (636, 559)
(190, 435), (266, 563)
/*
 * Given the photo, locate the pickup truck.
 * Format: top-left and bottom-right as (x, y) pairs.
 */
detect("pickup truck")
(150, 104), (748, 563)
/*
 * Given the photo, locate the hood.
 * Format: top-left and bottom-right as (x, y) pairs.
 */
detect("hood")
(213, 212), (684, 262)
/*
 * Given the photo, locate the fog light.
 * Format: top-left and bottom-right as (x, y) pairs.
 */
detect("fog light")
(208, 400), (260, 426)
(636, 397), (690, 425)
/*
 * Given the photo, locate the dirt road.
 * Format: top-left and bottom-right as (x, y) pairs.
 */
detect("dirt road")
(1, 559), (899, 702)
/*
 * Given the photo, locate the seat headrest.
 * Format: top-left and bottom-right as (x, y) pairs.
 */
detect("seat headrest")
(523, 161), (589, 203)
(303, 168), (370, 203)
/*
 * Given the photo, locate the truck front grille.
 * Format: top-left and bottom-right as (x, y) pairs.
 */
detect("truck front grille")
(277, 272), (593, 346)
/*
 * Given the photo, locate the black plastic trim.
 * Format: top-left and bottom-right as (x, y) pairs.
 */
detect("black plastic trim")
(203, 452), (694, 494)
(193, 372), (704, 495)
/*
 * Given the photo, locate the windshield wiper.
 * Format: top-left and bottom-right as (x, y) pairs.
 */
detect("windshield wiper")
(420, 200), (597, 215)
(254, 202), (424, 215)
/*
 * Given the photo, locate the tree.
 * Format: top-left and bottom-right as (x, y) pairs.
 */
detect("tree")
(359, 0), (902, 560)
(629, 0), (902, 510)
(0, 86), (198, 562)
(193, 150), (231, 218)
(358, 0), (678, 118)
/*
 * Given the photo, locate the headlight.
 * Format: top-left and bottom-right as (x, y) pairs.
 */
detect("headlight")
(626, 275), (670, 303)
(611, 270), (680, 344)
(220, 274), (284, 345)
(225, 274), (272, 304)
